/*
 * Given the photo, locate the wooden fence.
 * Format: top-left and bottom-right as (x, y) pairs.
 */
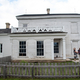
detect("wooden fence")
(0, 62), (80, 78)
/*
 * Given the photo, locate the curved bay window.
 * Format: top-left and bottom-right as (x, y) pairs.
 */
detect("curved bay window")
(19, 41), (26, 56)
(54, 42), (59, 53)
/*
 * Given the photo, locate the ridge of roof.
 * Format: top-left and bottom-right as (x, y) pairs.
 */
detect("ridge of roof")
(16, 13), (80, 17)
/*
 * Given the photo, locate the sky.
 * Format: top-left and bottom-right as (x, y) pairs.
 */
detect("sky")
(0, 0), (80, 29)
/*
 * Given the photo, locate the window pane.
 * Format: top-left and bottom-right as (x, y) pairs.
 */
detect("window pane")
(54, 47), (58, 50)
(23, 54), (26, 56)
(19, 53), (26, 56)
(54, 50), (58, 53)
(42, 44), (43, 48)
(54, 42), (58, 47)
(23, 45), (26, 48)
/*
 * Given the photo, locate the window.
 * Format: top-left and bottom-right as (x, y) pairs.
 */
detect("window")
(0, 44), (2, 53)
(54, 42), (59, 53)
(23, 24), (27, 27)
(37, 41), (44, 56)
(19, 41), (26, 56)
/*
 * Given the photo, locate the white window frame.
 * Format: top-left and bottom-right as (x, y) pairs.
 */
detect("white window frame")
(19, 41), (26, 56)
(37, 41), (44, 57)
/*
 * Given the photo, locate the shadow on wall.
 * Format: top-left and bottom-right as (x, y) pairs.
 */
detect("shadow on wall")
(0, 56), (11, 63)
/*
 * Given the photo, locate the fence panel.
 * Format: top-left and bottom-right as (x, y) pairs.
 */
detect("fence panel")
(33, 62), (80, 78)
(0, 62), (80, 78)
(0, 64), (4, 77)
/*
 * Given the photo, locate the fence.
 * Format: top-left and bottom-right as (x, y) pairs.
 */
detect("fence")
(0, 62), (80, 78)
(0, 56), (11, 63)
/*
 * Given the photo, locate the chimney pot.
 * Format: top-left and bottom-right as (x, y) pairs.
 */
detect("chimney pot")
(5, 23), (10, 28)
(47, 8), (50, 14)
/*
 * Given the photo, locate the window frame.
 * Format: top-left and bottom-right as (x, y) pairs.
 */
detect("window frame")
(37, 41), (44, 56)
(19, 41), (26, 56)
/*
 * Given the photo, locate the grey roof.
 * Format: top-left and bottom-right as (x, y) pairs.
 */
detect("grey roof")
(11, 31), (67, 34)
(0, 28), (11, 33)
(16, 13), (80, 17)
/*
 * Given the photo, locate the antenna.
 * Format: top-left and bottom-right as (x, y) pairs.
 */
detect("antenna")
(74, 8), (76, 13)
(25, 9), (27, 14)
(74, 7), (76, 13)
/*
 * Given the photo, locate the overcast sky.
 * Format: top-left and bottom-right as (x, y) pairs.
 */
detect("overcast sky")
(0, 0), (80, 29)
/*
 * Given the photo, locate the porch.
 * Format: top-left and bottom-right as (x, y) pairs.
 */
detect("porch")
(51, 38), (66, 60)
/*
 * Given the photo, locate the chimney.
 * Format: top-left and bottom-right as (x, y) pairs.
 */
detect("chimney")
(47, 8), (50, 14)
(5, 23), (10, 29)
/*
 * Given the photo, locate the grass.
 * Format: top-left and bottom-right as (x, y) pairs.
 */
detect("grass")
(0, 78), (80, 80)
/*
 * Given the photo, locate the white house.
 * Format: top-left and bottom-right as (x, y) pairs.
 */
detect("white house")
(0, 9), (80, 60)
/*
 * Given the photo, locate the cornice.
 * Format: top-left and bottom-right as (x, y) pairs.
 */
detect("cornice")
(9, 32), (67, 37)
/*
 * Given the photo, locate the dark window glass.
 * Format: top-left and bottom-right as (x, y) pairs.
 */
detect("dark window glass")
(37, 41), (44, 56)
(0, 44), (2, 53)
(19, 41), (26, 56)
(54, 42), (59, 53)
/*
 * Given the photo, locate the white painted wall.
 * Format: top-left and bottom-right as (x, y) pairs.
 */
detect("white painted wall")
(0, 35), (11, 57)
(12, 40), (19, 60)
(27, 39), (36, 58)
(44, 39), (52, 59)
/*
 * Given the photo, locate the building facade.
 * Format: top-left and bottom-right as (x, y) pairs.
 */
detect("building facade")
(0, 13), (80, 60)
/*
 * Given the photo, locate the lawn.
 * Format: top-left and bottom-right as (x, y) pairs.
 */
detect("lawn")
(0, 78), (80, 80)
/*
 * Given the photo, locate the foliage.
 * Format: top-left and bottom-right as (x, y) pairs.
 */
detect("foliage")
(0, 78), (80, 80)
(20, 60), (28, 63)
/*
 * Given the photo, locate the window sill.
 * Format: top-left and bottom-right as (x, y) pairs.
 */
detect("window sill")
(36, 56), (44, 58)
(18, 56), (28, 58)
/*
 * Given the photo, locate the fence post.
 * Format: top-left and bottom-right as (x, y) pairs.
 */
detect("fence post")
(32, 66), (34, 78)
(3, 64), (7, 78)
